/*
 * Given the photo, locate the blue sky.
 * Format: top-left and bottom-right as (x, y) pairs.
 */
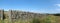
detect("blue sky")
(0, 0), (60, 13)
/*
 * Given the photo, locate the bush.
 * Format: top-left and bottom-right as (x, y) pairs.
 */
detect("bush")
(54, 14), (60, 16)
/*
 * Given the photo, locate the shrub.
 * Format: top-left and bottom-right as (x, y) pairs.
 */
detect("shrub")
(54, 14), (60, 16)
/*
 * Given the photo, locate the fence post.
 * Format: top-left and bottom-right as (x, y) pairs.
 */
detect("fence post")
(9, 10), (12, 23)
(0, 10), (4, 23)
(2, 10), (3, 23)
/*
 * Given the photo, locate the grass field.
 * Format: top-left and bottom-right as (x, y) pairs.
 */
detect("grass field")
(0, 15), (60, 23)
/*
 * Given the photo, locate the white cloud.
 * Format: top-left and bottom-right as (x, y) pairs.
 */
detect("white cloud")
(55, 4), (60, 7)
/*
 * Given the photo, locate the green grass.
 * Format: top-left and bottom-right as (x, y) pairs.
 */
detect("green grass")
(0, 15), (59, 23)
(0, 19), (3, 23)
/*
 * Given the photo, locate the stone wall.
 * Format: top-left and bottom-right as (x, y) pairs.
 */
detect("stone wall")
(0, 10), (48, 22)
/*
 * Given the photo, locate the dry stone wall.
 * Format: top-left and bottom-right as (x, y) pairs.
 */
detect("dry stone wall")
(0, 10), (48, 22)
(8, 10), (48, 21)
